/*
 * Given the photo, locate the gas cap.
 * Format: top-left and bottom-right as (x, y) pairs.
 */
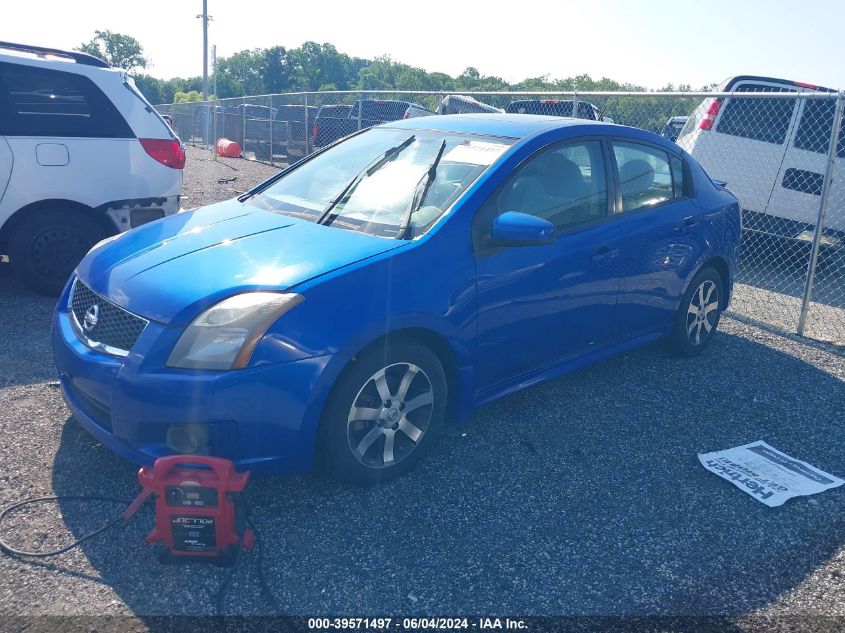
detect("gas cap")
(36, 143), (69, 166)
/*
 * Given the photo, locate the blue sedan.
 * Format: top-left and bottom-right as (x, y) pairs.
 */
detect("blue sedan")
(52, 114), (741, 484)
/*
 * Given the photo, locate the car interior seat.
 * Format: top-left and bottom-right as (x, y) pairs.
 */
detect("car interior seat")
(619, 159), (655, 197)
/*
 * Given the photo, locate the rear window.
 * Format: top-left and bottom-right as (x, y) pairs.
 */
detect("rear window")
(352, 100), (411, 121)
(506, 100), (598, 120)
(0, 62), (132, 138)
(317, 105), (353, 119)
(793, 98), (845, 158)
(715, 84), (796, 145)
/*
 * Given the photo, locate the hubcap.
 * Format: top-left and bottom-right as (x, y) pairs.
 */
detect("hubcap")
(686, 279), (719, 345)
(347, 362), (434, 469)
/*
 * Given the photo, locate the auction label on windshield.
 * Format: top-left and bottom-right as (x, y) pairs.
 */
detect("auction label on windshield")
(699, 441), (844, 507)
(444, 141), (508, 166)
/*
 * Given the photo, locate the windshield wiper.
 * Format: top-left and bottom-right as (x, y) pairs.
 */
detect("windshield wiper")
(396, 139), (447, 240)
(316, 135), (416, 226)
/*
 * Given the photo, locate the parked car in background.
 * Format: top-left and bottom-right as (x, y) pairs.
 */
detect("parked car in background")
(274, 104), (318, 157)
(312, 99), (434, 147)
(311, 104), (353, 147)
(660, 116), (689, 142)
(506, 99), (604, 121)
(0, 41), (183, 295)
(678, 75), (843, 240)
(437, 94), (503, 114)
(54, 114), (740, 484)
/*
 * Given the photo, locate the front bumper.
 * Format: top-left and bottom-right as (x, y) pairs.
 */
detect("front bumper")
(52, 300), (338, 475)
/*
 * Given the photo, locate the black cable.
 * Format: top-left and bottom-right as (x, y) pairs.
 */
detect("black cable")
(0, 496), (130, 558)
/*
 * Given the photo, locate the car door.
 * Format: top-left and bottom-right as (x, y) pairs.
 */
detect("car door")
(473, 138), (626, 390)
(766, 95), (845, 234)
(608, 139), (705, 336)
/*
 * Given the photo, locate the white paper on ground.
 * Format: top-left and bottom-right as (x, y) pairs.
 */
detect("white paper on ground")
(698, 441), (844, 507)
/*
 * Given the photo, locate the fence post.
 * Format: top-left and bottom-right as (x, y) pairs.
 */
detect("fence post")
(797, 93), (845, 336)
(357, 91), (363, 131)
(269, 94), (274, 167)
(304, 93), (309, 156)
(572, 92), (579, 119)
(242, 97), (247, 151)
(212, 99), (218, 161)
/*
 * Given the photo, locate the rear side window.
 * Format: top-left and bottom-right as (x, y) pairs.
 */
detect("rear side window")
(793, 98), (845, 158)
(0, 62), (132, 138)
(612, 142), (682, 212)
(716, 85), (796, 145)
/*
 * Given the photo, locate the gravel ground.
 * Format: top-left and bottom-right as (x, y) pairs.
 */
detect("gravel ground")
(179, 145), (282, 209)
(0, 147), (844, 628)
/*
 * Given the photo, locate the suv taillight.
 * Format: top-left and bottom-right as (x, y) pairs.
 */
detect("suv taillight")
(312, 122), (318, 142)
(699, 99), (723, 131)
(139, 138), (186, 169)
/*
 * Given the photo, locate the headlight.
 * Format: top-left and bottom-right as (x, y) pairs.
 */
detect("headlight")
(167, 292), (303, 370)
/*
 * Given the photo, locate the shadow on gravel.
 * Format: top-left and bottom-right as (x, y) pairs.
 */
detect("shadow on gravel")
(47, 327), (845, 620)
(0, 264), (59, 387)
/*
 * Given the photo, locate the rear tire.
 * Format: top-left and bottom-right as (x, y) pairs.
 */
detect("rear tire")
(670, 266), (724, 356)
(9, 208), (107, 296)
(318, 338), (447, 486)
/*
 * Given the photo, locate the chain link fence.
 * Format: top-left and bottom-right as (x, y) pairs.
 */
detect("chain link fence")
(157, 89), (845, 347)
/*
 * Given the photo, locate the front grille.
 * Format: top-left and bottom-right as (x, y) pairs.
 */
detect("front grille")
(70, 279), (148, 355)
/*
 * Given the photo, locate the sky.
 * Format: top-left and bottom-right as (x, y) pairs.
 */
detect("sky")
(2, 0), (842, 90)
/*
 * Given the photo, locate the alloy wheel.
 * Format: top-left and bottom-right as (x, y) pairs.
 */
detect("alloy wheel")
(686, 279), (720, 345)
(346, 362), (434, 469)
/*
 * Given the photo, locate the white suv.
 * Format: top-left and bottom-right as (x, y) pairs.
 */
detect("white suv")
(0, 42), (184, 295)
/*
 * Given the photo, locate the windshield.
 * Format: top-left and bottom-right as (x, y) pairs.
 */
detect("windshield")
(246, 128), (514, 238)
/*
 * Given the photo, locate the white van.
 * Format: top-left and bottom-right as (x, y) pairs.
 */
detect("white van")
(678, 75), (843, 242)
(0, 42), (183, 295)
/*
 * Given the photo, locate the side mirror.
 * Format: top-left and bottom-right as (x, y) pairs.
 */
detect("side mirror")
(488, 211), (556, 247)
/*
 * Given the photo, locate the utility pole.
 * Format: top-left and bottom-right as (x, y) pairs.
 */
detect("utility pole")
(198, 0), (211, 100)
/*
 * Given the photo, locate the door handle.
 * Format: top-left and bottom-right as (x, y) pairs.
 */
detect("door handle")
(675, 216), (698, 232)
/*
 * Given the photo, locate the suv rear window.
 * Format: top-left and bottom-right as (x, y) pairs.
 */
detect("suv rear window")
(716, 84), (796, 145)
(793, 98), (845, 158)
(506, 100), (598, 120)
(352, 100), (411, 121)
(0, 62), (133, 138)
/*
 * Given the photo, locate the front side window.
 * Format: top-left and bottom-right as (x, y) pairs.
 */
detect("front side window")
(490, 140), (610, 230)
(612, 141), (680, 212)
(247, 127), (514, 238)
(0, 62), (132, 138)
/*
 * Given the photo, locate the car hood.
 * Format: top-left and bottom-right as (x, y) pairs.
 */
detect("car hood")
(77, 200), (407, 324)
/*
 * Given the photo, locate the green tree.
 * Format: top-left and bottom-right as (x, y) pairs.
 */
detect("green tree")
(76, 30), (148, 72)
(173, 90), (204, 103)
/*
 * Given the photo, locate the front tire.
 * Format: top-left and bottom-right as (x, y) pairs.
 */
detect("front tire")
(319, 339), (447, 486)
(670, 267), (724, 356)
(9, 208), (106, 296)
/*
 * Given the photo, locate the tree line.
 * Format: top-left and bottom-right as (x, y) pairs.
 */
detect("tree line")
(77, 31), (715, 109)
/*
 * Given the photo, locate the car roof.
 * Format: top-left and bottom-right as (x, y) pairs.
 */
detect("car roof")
(0, 41), (110, 70)
(384, 113), (608, 139)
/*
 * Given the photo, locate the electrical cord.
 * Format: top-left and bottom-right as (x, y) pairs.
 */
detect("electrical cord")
(0, 495), (131, 558)
(1, 493), (290, 627)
